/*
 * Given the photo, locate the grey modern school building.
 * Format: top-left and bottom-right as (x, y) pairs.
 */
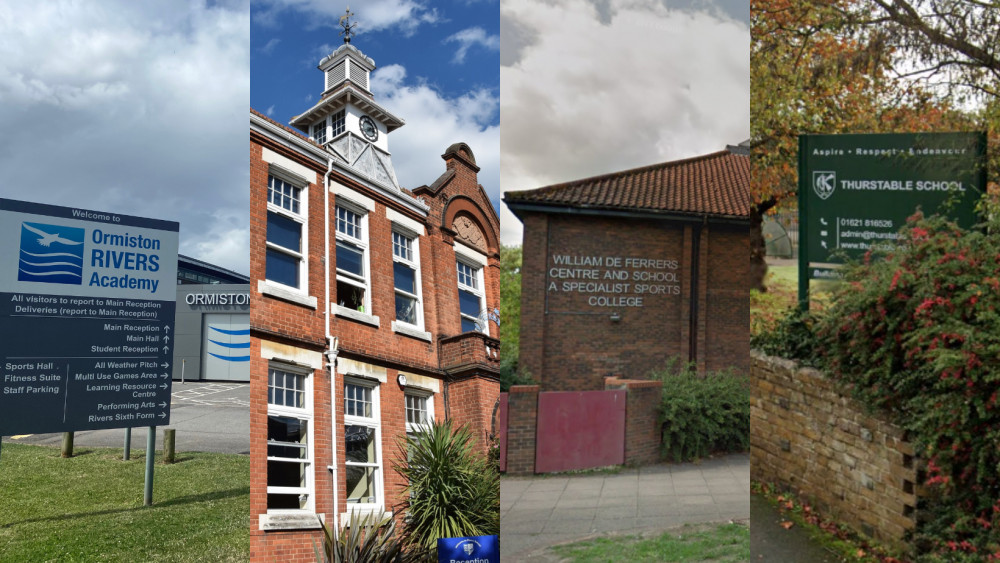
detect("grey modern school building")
(172, 255), (250, 382)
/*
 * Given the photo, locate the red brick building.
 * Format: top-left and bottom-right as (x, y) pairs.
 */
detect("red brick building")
(249, 41), (500, 561)
(505, 145), (749, 392)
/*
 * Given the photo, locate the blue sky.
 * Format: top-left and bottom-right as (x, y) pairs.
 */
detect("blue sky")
(251, 0), (501, 211)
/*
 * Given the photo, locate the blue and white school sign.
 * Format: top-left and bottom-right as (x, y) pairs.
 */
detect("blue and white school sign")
(0, 199), (178, 435)
(437, 535), (499, 563)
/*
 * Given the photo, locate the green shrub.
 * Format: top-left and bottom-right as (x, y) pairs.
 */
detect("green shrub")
(751, 306), (820, 365)
(393, 419), (499, 557)
(654, 361), (750, 462)
(314, 510), (414, 563)
(815, 212), (1000, 559)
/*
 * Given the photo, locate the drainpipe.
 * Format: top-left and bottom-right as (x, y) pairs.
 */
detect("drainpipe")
(323, 158), (341, 532)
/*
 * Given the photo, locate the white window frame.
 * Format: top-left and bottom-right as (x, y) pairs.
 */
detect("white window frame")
(391, 228), (424, 331)
(313, 117), (327, 145)
(266, 364), (314, 514)
(331, 109), (346, 138)
(404, 390), (434, 436)
(343, 377), (384, 513)
(334, 201), (372, 317)
(265, 171), (308, 294)
(456, 246), (487, 334)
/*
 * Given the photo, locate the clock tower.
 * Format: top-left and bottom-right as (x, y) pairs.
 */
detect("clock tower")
(289, 9), (405, 191)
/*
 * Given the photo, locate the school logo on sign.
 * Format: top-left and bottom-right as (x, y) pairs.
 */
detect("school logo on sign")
(813, 171), (836, 200)
(437, 535), (498, 563)
(18, 222), (85, 285)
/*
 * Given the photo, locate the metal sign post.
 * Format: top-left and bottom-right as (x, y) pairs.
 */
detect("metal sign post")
(798, 132), (986, 310)
(144, 426), (156, 506)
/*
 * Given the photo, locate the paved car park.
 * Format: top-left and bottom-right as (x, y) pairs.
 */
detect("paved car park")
(5, 382), (249, 455)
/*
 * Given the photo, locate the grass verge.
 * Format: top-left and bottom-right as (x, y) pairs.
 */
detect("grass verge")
(550, 523), (749, 562)
(0, 442), (249, 562)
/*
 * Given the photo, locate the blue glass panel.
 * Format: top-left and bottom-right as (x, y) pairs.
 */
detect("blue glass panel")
(459, 289), (480, 317)
(266, 249), (299, 287)
(267, 212), (300, 251)
(461, 317), (479, 333)
(394, 262), (415, 294)
(337, 241), (364, 277)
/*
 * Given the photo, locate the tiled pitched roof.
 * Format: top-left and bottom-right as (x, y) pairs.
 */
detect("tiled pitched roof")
(504, 149), (750, 220)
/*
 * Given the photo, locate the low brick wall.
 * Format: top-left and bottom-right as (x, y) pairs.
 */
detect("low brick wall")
(605, 377), (663, 466)
(504, 381), (662, 475)
(751, 351), (917, 550)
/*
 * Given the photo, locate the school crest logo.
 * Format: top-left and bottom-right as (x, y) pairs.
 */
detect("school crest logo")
(813, 171), (837, 200)
(18, 222), (85, 285)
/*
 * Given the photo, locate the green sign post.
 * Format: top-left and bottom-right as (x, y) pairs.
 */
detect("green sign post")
(798, 132), (986, 308)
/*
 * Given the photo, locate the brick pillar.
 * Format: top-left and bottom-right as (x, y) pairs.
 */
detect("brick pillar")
(505, 385), (539, 475)
(624, 380), (662, 465)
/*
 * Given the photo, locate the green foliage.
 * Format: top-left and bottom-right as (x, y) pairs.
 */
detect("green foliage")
(393, 419), (499, 556)
(499, 245), (531, 391)
(751, 307), (820, 366)
(654, 361), (750, 462)
(815, 212), (1000, 559)
(315, 511), (413, 563)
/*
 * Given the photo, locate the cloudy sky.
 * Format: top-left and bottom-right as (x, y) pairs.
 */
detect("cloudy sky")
(251, 0), (501, 220)
(500, 0), (750, 244)
(0, 1), (251, 274)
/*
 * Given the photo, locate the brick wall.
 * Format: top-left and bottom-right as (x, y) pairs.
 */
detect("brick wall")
(605, 377), (663, 466)
(504, 385), (539, 475)
(751, 351), (917, 550)
(504, 381), (662, 474)
(518, 212), (749, 392)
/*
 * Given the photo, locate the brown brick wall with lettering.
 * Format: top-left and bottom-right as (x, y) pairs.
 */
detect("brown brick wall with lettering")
(751, 351), (917, 550)
(518, 211), (748, 391)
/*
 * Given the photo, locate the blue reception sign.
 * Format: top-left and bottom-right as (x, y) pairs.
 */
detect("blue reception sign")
(0, 199), (179, 435)
(437, 535), (499, 563)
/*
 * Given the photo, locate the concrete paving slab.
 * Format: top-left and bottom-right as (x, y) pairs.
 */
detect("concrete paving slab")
(501, 453), (750, 560)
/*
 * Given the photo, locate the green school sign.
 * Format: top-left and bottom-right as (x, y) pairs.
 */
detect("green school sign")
(798, 132), (986, 305)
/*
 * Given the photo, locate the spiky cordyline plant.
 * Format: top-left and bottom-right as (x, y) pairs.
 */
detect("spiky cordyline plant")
(393, 419), (499, 557)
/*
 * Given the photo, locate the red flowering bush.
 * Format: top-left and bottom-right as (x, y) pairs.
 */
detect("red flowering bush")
(816, 212), (1000, 560)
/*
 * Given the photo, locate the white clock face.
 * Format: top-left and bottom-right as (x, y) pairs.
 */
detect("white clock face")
(359, 115), (378, 142)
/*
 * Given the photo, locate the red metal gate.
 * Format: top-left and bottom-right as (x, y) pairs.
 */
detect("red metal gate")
(535, 390), (626, 473)
(497, 393), (508, 472)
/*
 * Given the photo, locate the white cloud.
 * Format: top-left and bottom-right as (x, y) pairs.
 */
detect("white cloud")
(0, 1), (251, 274)
(259, 37), (281, 54)
(266, 104), (275, 116)
(252, 0), (440, 36)
(371, 64), (500, 215)
(444, 27), (500, 64)
(499, 0), (750, 245)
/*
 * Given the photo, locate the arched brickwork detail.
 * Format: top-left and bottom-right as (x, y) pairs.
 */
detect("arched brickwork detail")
(442, 195), (499, 254)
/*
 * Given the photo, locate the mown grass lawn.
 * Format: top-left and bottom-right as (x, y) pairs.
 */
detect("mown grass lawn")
(551, 523), (749, 562)
(0, 442), (248, 562)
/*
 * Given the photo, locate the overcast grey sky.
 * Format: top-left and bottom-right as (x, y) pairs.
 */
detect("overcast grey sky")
(500, 0), (750, 245)
(0, 1), (250, 274)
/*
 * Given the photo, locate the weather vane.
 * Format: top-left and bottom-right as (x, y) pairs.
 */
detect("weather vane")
(339, 7), (357, 44)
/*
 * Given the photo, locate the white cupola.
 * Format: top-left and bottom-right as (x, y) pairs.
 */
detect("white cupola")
(288, 8), (405, 191)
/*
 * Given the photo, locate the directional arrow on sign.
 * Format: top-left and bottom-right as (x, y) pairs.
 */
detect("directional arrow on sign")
(163, 335), (170, 343)
(159, 412), (167, 419)
(160, 383), (168, 390)
(821, 240), (828, 249)
(163, 345), (170, 354)
(159, 401), (168, 408)
(160, 373), (169, 379)
(164, 325), (171, 333)
(161, 362), (170, 369)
